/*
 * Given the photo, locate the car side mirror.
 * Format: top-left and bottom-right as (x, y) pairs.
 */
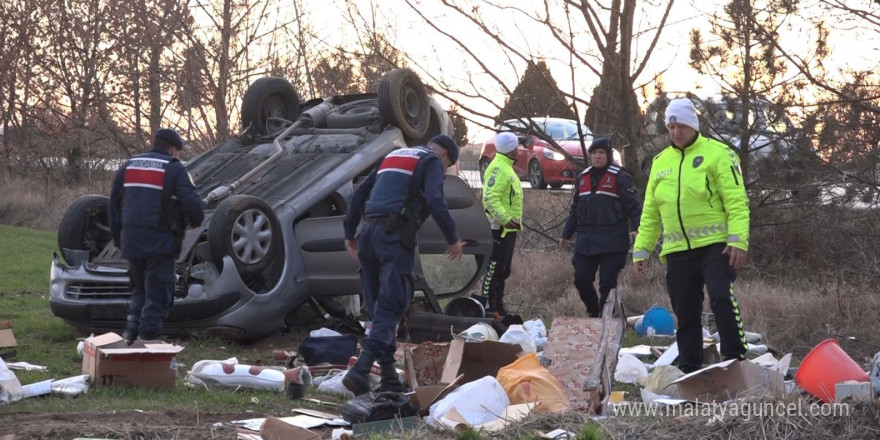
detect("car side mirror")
(517, 135), (533, 148)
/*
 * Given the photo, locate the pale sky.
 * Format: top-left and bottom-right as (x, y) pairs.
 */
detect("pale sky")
(318, 0), (879, 142)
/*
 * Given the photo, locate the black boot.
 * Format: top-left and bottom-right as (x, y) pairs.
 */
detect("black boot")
(378, 362), (407, 393)
(123, 315), (138, 345)
(343, 352), (375, 396)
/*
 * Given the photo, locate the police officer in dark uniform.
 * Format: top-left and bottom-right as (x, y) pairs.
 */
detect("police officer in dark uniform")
(560, 137), (642, 317)
(110, 129), (205, 344)
(342, 134), (464, 395)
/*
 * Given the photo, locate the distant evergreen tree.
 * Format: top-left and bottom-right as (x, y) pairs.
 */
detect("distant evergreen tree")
(495, 60), (576, 125)
(447, 105), (469, 147)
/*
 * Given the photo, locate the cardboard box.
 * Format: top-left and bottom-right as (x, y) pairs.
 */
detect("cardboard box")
(672, 359), (784, 403)
(439, 338), (521, 385)
(0, 329), (16, 348)
(403, 341), (450, 389)
(82, 332), (184, 389)
(260, 416), (321, 440)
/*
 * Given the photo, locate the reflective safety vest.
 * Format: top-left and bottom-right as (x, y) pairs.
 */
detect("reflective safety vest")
(633, 134), (750, 261)
(482, 153), (522, 236)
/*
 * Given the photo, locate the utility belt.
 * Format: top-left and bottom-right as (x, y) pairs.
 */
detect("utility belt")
(363, 211), (419, 250)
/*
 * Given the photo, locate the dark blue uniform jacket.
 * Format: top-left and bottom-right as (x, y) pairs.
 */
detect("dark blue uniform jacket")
(344, 147), (459, 245)
(110, 149), (205, 259)
(562, 164), (642, 255)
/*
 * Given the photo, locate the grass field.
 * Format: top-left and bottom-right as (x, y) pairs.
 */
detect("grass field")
(0, 224), (321, 418)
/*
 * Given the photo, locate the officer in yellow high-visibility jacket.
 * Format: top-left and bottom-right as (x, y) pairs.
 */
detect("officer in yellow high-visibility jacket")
(480, 131), (523, 317)
(633, 98), (750, 373)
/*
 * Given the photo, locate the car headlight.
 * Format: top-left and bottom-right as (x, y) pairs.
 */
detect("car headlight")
(543, 148), (565, 161)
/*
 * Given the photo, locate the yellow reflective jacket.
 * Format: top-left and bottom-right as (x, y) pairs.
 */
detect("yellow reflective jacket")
(633, 134), (750, 261)
(482, 154), (523, 237)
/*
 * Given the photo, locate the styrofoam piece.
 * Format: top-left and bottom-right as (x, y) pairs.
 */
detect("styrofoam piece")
(654, 342), (678, 367)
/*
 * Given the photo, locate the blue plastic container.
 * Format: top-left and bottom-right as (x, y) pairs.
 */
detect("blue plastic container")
(634, 306), (675, 336)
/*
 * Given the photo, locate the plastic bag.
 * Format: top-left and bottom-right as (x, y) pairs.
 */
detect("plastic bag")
(523, 319), (548, 350)
(310, 327), (343, 337)
(51, 374), (91, 398)
(499, 325), (537, 355)
(427, 376), (510, 428)
(614, 354), (649, 384)
(316, 370), (357, 398)
(640, 365), (683, 397)
(496, 353), (570, 412)
(298, 334), (358, 366)
(0, 356), (22, 405)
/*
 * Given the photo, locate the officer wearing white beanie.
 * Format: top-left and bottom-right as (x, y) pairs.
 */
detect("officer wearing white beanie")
(665, 98), (700, 132)
(494, 131), (519, 155)
(635, 95), (751, 374)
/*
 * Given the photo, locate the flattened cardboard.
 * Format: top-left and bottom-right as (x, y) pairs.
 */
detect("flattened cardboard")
(0, 329), (16, 348)
(82, 332), (184, 389)
(260, 416), (321, 440)
(439, 338), (520, 385)
(446, 402), (536, 433)
(672, 359), (784, 403)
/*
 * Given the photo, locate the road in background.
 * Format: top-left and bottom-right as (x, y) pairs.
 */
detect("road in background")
(459, 169), (573, 192)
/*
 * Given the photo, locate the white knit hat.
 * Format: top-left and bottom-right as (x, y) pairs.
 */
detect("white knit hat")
(665, 98), (700, 132)
(495, 131), (518, 154)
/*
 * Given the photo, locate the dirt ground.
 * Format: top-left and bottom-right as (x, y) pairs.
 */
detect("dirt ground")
(1, 410), (254, 439)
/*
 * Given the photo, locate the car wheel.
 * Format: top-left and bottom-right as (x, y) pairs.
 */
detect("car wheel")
(479, 159), (490, 183)
(325, 99), (380, 129)
(549, 182), (563, 189)
(57, 194), (112, 264)
(241, 77), (301, 135)
(208, 195), (282, 277)
(378, 68), (429, 142)
(528, 160), (548, 189)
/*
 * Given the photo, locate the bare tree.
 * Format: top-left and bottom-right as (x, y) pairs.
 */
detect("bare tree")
(396, 0), (675, 177)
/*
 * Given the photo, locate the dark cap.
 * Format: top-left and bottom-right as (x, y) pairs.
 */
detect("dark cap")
(154, 128), (185, 150)
(429, 134), (459, 165)
(588, 136), (613, 157)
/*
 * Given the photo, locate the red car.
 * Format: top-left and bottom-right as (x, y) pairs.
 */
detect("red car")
(479, 117), (593, 189)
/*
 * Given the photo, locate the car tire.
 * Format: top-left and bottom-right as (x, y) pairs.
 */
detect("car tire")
(208, 195), (282, 277)
(241, 77), (301, 135)
(528, 160), (548, 189)
(378, 68), (429, 141)
(325, 99), (380, 129)
(57, 194), (113, 264)
(479, 159), (490, 183)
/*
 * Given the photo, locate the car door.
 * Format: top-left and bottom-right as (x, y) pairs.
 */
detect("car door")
(293, 175), (492, 301)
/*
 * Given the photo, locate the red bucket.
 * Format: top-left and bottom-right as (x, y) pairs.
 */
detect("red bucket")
(795, 338), (869, 403)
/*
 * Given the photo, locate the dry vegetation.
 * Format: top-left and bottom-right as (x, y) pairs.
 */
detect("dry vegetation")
(6, 160), (880, 363)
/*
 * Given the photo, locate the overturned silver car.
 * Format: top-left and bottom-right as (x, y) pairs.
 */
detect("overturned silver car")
(50, 69), (494, 340)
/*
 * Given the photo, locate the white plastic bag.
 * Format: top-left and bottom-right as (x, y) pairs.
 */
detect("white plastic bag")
(316, 369), (356, 398)
(523, 319), (548, 350)
(614, 354), (649, 384)
(427, 376), (510, 428)
(499, 324), (537, 354)
(310, 327), (343, 337)
(0, 356), (22, 405)
(51, 374), (90, 397)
